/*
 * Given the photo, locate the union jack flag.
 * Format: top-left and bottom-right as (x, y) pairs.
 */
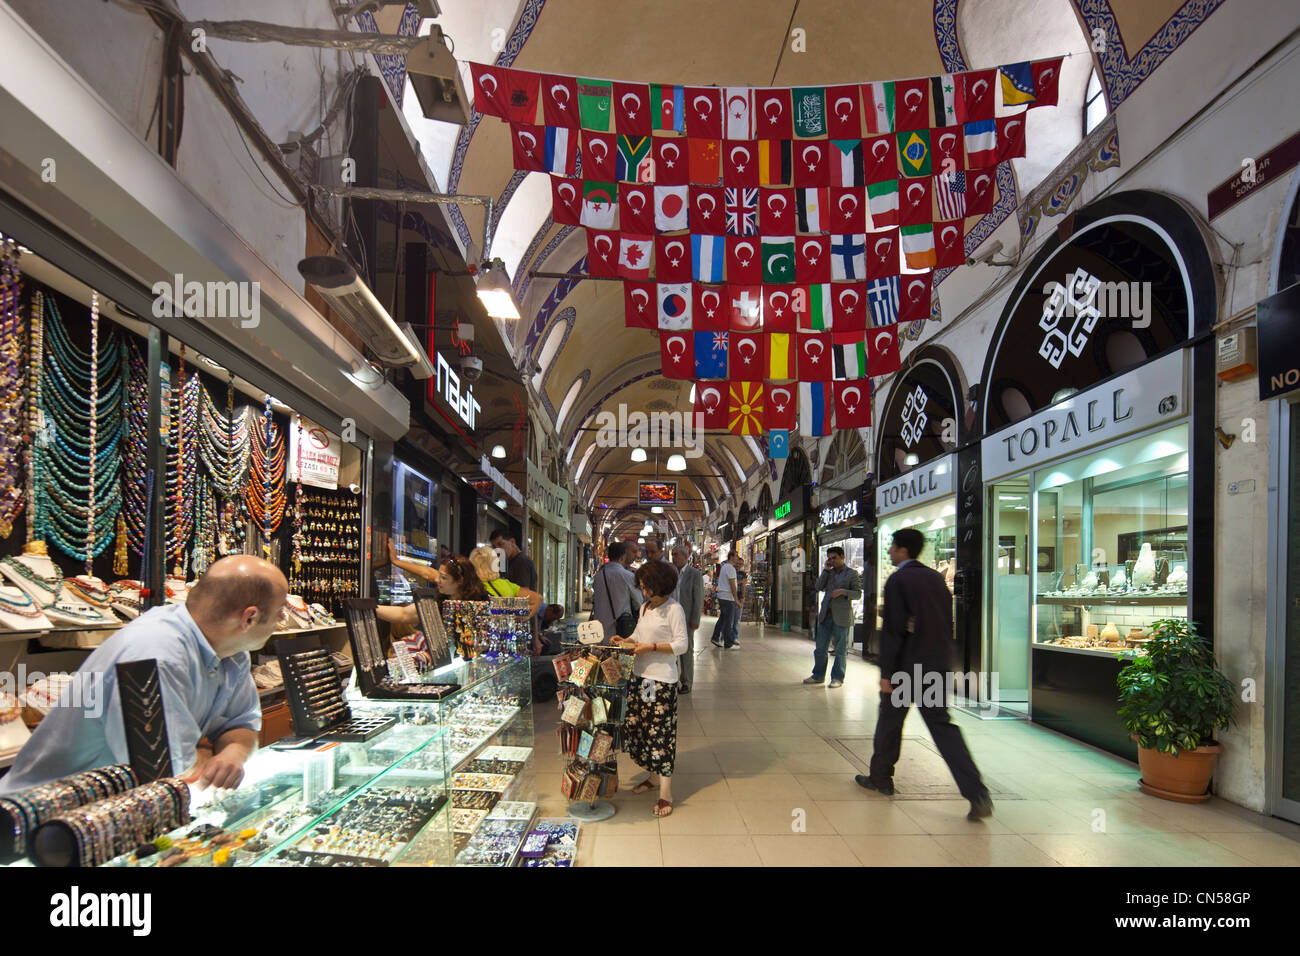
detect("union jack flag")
(712, 331), (730, 351)
(935, 171), (967, 220)
(725, 187), (758, 236)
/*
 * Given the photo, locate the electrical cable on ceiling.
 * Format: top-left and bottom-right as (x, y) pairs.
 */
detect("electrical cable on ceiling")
(769, 0), (802, 86)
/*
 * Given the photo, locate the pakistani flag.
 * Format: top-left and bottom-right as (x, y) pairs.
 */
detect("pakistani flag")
(580, 180), (617, 229)
(762, 236), (796, 283)
(578, 77), (612, 131)
(834, 339), (868, 379)
(792, 87), (826, 138)
(897, 129), (931, 177)
(802, 283), (833, 330)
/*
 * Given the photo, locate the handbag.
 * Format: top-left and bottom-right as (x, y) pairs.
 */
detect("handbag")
(592, 564), (637, 639)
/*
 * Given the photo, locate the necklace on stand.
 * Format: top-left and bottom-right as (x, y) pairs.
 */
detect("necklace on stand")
(192, 472), (217, 576)
(247, 396), (286, 554)
(121, 340), (148, 564)
(0, 237), (26, 538)
(165, 352), (199, 573)
(216, 373), (249, 556)
(25, 290), (43, 547)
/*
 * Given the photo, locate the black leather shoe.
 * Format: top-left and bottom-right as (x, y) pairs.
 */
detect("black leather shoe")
(967, 793), (994, 820)
(854, 774), (895, 795)
(678, 686), (691, 695)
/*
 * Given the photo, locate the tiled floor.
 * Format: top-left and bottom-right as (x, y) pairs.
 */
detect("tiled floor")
(534, 620), (1300, 867)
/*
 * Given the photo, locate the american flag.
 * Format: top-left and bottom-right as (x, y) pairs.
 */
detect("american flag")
(935, 171), (967, 220)
(725, 187), (759, 236)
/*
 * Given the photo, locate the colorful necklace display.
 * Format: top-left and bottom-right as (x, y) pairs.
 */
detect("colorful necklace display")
(121, 340), (149, 561)
(0, 237), (25, 538)
(165, 357), (200, 572)
(247, 396), (286, 553)
(193, 472), (218, 575)
(291, 413), (304, 572)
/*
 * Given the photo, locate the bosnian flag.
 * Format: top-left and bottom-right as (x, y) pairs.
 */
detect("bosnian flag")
(798, 381), (833, 436)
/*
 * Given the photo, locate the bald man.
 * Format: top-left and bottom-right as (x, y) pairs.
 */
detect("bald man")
(0, 556), (288, 795)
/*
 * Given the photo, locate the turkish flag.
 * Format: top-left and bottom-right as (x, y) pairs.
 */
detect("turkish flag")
(792, 140), (830, 188)
(934, 220), (965, 268)
(684, 87), (723, 138)
(623, 280), (657, 328)
(613, 82), (652, 135)
(693, 284), (728, 331)
(728, 330), (767, 381)
(688, 138), (721, 185)
(752, 88), (794, 140)
(550, 175), (582, 226)
(900, 177), (933, 226)
(760, 187), (795, 234)
(586, 229), (620, 278)
(832, 282), (868, 331)
(957, 69), (997, 124)
(726, 236), (762, 285)
(659, 330), (695, 379)
(727, 284), (764, 331)
(510, 124), (546, 172)
(618, 182), (654, 235)
(653, 137), (690, 186)
(966, 168), (997, 215)
(996, 114), (1027, 162)
(471, 64), (538, 122)
(655, 235), (693, 283)
(825, 85), (862, 138)
(1031, 57), (1064, 108)
(867, 326), (900, 376)
(863, 134), (898, 185)
(695, 383), (730, 429)
(689, 185), (725, 235)
(894, 78), (931, 131)
(828, 187), (867, 232)
(797, 332), (833, 381)
(723, 140), (760, 188)
(542, 75), (579, 127)
(763, 285), (799, 333)
(582, 131), (617, 182)
(931, 127), (966, 173)
(766, 382), (798, 430)
(833, 380), (872, 428)
(899, 272), (933, 322)
(795, 235), (831, 283)
(866, 229), (900, 280)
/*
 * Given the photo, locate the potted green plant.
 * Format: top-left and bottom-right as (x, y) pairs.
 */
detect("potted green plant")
(1116, 618), (1235, 803)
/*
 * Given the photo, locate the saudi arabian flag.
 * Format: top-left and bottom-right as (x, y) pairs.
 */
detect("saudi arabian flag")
(803, 283), (833, 330)
(578, 77), (612, 131)
(792, 87), (827, 138)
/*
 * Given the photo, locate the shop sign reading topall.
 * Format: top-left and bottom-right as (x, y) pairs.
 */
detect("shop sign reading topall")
(875, 455), (955, 516)
(982, 350), (1185, 481)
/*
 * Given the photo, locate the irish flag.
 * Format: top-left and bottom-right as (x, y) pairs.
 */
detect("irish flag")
(901, 224), (937, 269)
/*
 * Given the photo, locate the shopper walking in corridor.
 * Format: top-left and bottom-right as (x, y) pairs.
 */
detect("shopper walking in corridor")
(591, 540), (642, 641)
(804, 546), (861, 688)
(710, 551), (743, 649)
(859, 529), (993, 821)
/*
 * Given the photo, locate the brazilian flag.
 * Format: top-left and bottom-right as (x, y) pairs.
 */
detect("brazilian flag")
(896, 129), (931, 178)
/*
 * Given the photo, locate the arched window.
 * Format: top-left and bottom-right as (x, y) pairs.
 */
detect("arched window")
(1083, 68), (1108, 136)
(555, 378), (584, 432)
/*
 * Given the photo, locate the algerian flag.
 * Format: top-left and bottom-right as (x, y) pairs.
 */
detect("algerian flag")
(802, 283), (833, 330)
(581, 180), (617, 229)
(901, 224), (937, 269)
(578, 77), (612, 131)
(867, 179), (899, 227)
(762, 236), (795, 284)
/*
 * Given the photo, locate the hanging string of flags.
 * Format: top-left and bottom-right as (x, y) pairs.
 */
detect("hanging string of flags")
(468, 56), (1065, 442)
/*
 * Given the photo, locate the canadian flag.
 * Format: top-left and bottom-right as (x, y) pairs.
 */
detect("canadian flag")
(623, 280), (656, 328)
(618, 234), (653, 279)
(655, 235), (693, 283)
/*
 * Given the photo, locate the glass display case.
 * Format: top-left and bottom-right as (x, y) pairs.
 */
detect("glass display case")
(875, 496), (957, 635)
(97, 656), (535, 868)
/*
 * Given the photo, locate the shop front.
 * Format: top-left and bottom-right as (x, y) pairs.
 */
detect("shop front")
(814, 488), (871, 650)
(771, 486), (813, 631)
(527, 458), (571, 606)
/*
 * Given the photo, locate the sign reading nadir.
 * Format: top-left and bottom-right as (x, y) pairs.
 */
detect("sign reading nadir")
(434, 352), (481, 430)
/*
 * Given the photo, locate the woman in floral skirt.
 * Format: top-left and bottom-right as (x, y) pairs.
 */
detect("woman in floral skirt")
(617, 559), (689, 817)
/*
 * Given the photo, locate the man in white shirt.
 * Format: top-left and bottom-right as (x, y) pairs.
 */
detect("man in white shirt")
(709, 552), (744, 649)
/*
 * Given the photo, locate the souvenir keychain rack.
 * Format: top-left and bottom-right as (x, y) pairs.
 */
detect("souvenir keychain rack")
(289, 485), (362, 616)
(553, 642), (631, 823)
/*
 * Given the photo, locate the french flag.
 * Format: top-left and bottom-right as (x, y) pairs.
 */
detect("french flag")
(964, 120), (997, 169)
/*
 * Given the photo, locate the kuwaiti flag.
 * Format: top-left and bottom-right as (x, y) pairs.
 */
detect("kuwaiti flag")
(999, 62), (1036, 107)
(692, 234), (726, 282)
(798, 283), (834, 331)
(655, 185), (689, 231)
(830, 140), (865, 187)
(964, 119), (997, 168)
(581, 181), (617, 229)
(544, 126), (577, 175)
(931, 73), (958, 127)
(900, 224), (937, 269)
(862, 81), (895, 134)
(657, 282), (692, 329)
(796, 187), (828, 233)
(867, 179), (899, 228)
(833, 333), (868, 380)
(724, 88), (755, 139)
(868, 275), (901, 326)
(798, 381), (833, 436)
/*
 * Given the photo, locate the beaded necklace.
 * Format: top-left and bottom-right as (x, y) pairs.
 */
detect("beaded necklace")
(0, 586), (42, 618)
(247, 397), (286, 552)
(122, 341), (148, 558)
(0, 238), (26, 538)
(292, 413), (304, 572)
(25, 290), (43, 545)
(165, 367), (200, 571)
(193, 472), (217, 575)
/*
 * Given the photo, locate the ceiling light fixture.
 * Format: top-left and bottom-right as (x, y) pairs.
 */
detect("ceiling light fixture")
(475, 259), (520, 320)
(491, 444), (507, 460)
(904, 453), (920, 466)
(666, 454), (687, 472)
(630, 447), (648, 463)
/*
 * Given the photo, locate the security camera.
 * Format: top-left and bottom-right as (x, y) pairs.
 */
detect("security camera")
(966, 240), (1006, 267)
(460, 355), (483, 384)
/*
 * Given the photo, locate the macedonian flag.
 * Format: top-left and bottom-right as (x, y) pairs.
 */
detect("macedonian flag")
(728, 381), (765, 436)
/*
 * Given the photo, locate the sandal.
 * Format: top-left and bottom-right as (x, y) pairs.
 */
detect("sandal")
(631, 779), (656, 794)
(653, 799), (673, 817)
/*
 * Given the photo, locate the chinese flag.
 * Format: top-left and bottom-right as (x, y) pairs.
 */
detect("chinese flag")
(726, 237), (762, 285)
(899, 272), (933, 322)
(763, 285), (798, 333)
(653, 137), (690, 186)
(582, 130), (617, 182)
(623, 280), (657, 328)
(957, 69), (997, 124)
(833, 380), (872, 428)
(660, 331), (695, 379)
(996, 115), (1027, 162)
(864, 134), (898, 185)
(795, 235), (831, 283)
(1031, 57), (1064, 108)
(752, 88), (794, 140)
(792, 140), (830, 188)
(619, 182), (654, 235)
(685, 87), (723, 138)
(550, 175), (581, 226)
(655, 235), (693, 283)
(728, 331), (767, 381)
(470, 64), (538, 122)
(542, 74), (580, 127)
(900, 177), (933, 226)
(688, 138), (721, 185)
(797, 332), (833, 381)
(825, 84), (862, 138)
(723, 140), (760, 188)
(867, 326), (900, 376)
(935, 221), (965, 269)
(613, 81), (653, 135)
(866, 229), (900, 280)
(893, 78), (931, 131)
(765, 382), (798, 430)
(832, 283), (867, 331)
(966, 169), (997, 216)
(727, 382), (765, 435)
(695, 383), (729, 430)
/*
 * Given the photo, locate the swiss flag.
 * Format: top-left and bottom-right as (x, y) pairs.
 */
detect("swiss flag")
(833, 380), (872, 428)
(582, 131), (617, 182)
(510, 124), (545, 172)
(899, 272), (933, 322)
(957, 69), (997, 124)
(660, 331), (695, 379)
(695, 384), (730, 429)
(763, 285), (799, 333)
(766, 382), (798, 430)
(726, 236), (762, 284)
(996, 115), (1027, 162)
(798, 332), (833, 381)
(619, 183), (654, 235)
(542, 75), (579, 127)
(894, 78), (931, 131)
(760, 187), (796, 234)
(727, 284), (764, 331)
(623, 280), (657, 328)
(723, 140), (760, 188)
(864, 134), (898, 185)
(613, 81), (652, 135)
(618, 234), (652, 279)
(825, 85), (862, 138)
(866, 229), (900, 279)
(690, 185), (725, 235)
(728, 330), (767, 380)
(550, 175), (582, 226)
(470, 64), (538, 122)
(796, 235), (831, 284)
(1031, 57), (1064, 108)
(932, 127), (965, 173)
(966, 169), (997, 216)
(752, 88), (794, 140)
(653, 137), (690, 186)
(832, 283), (867, 331)
(693, 284), (728, 331)
(828, 187), (867, 232)
(684, 87), (723, 138)
(867, 326), (900, 376)
(792, 140), (831, 188)
(655, 235), (693, 283)
(934, 220), (966, 268)
(586, 229), (620, 277)
(900, 178), (933, 226)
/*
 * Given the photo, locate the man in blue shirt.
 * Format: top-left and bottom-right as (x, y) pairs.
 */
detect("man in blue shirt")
(804, 546), (862, 688)
(0, 555), (288, 795)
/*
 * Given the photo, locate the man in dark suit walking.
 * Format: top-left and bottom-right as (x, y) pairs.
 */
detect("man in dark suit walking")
(857, 528), (993, 821)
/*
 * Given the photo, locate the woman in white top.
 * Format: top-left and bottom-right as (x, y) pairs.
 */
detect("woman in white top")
(616, 559), (689, 817)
